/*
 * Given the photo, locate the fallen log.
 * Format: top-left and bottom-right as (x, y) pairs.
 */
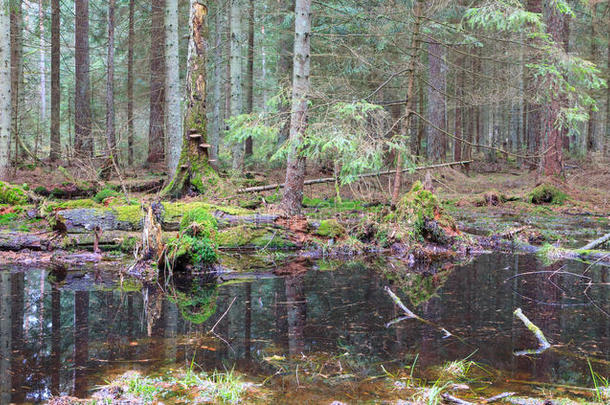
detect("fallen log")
(237, 160), (473, 193)
(580, 232), (610, 251)
(0, 232), (48, 251)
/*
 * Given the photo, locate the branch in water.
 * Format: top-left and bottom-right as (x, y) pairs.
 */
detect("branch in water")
(513, 307), (551, 356)
(384, 286), (418, 319)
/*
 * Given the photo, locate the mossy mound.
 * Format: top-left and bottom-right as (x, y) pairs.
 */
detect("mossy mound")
(169, 280), (218, 324)
(164, 234), (218, 270)
(395, 181), (459, 244)
(216, 225), (296, 249)
(315, 219), (346, 239)
(0, 182), (28, 205)
(179, 207), (218, 238)
(529, 184), (567, 205)
(93, 187), (121, 203)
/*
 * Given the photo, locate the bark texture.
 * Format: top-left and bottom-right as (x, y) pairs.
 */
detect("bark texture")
(9, 0), (22, 162)
(245, 0), (255, 158)
(74, 0), (92, 157)
(102, 0), (116, 180)
(426, 40), (447, 161)
(127, 0), (135, 165)
(230, 0), (244, 171)
(161, 0), (215, 198)
(0, 0), (11, 178)
(165, 0), (182, 177)
(280, 0), (312, 216)
(276, 1), (295, 146)
(147, 0), (166, 164)
(50, 0), (61, 161)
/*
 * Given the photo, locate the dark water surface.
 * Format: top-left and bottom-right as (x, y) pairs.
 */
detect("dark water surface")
(0, 253), (608, 403)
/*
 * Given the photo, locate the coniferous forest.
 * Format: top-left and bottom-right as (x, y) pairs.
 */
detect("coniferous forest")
(0, 1), (608, 403)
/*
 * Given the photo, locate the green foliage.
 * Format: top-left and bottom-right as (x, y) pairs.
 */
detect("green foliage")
(0, 213), (19, 226)
(529, 184), (567, 205)
(166, 234), (218, 267)
(0, 182), (28, 205)
(179, 208), (218, 238)
(93, 188), (121, 203)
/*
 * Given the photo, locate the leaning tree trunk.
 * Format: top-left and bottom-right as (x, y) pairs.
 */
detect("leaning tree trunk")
(165, 0), (182, 177)
(280, 0), (312, 216)
(0, 0), (11, 179)
(161, 0), (214, 198)
(50, 0), (61, 161)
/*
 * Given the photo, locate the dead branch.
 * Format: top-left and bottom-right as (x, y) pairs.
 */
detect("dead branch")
(513, 308), (551, 355)
(580, 232), (610, 251)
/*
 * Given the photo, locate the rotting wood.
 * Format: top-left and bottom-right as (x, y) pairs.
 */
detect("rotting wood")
(513, 307), (551, 355)
(237, 160), (473, 193)
(580, 232), (610, 251)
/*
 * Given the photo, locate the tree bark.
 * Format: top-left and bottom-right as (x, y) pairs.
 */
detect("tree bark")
(280, 0), (312, 216)
(454, 56), (464, 162)
(127, 0), (135, 166)
(540, 1), (566, 176)
(50, 0), (61, 161)
(39, 0), (46, 157)
(244, 0), (255, 158)
(210, 4), (222, 162)
(0, 0), (11, 179)
(165, 0), (182, 177)
(74, 0), (92, 158)
(161, 0), (215, 198)
(426, 40), (447, 162)
(147, 0), (166, 165)
(390, 0), (423, 208)
(102, 0), (117, 180)
(230, 0), (244, 171)
(9, 0), (22, 163)
(586, 6), (599, 152)
(276, 1), (295, 146)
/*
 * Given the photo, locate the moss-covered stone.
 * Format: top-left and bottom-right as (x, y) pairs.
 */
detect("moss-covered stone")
(315, 219), (346, 238)
(0, 182), (28, 205)
(529, 184), (567, 205)
(111, 205), (144, 227)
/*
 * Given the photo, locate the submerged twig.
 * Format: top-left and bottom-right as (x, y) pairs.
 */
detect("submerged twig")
(513, 308), (551, 356)
(210, 296), (237, 334)
(384, 286), (418, 319)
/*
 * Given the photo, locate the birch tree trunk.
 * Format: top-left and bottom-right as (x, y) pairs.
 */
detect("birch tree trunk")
(50, 0), (61, 161)
(9, 0), (22, 162)
(165, 0), (182, 177)
(74, 0), (92, 157)
(280, 0), (312, 216)
(161, 0), (215, 198)
(101, 0), (116, 180)
(230, 0), (244, 172)
(127, 0), (135, 165)
(244, 0), (254, 158)
(0, 0), (11, 179)
(147, 0), (166, 165)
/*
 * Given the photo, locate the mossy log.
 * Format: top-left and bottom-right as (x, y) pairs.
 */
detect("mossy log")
(0, 231), (48, 251)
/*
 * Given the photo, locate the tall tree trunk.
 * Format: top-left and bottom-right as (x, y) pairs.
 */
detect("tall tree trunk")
(147, 0), (166, 165)
(0, 0), (10, 179)
(586, 8), (598, 152)
(606, 19), (610, 157)
(224, 4), (231, 137)
(39, 0), (46, 156)
(230, 0), (244, 171)
(165, 0), (182, 177)
(390, 0), (423, 208)
(73, 291), (89, 397)
(210, 5), (222, 162)
(540, 1), (566, 176)
(50, 0), (61, 161)
(9, 0), (22, 163)
(280, 0), (312, 216)
(161, 0), (215, 198)
(75, 0), (92, 157)
(0, 273), (10, 403)
(426, 40), (446, 162)
(276, 1), (295, 146)
(127, 0), (135, 166)
(101, 0), (117, 180)
(244, 0), (254, 158)
(454, 56), (463, 162)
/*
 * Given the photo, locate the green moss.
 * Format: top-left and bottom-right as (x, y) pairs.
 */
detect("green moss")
(162, 201), (249, 223)
(316, 219), (346, 238)
(537, 243), (565, 265)
(94, 187), (121, 203)
(0, 213), (19, 226)
(120, 236), (138, 254)
(111, 205), (144, 226)
(165, 234), (218, 268)
(169, 282), (218, 324)
(0, 182), (27, 205)
(529, 184), (567, 205)
(179, 208), (218, 238)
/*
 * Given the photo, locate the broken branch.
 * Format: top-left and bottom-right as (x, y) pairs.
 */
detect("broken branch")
(513, 308), (551, 355)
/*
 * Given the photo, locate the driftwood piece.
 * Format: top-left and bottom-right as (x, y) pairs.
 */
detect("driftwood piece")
(580, 232), (610, 251)
(513, 308), (551, 355)
(237, 160), (473, 193)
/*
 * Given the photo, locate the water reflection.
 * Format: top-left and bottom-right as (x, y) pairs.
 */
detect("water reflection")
(0, 253), (607, 403)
